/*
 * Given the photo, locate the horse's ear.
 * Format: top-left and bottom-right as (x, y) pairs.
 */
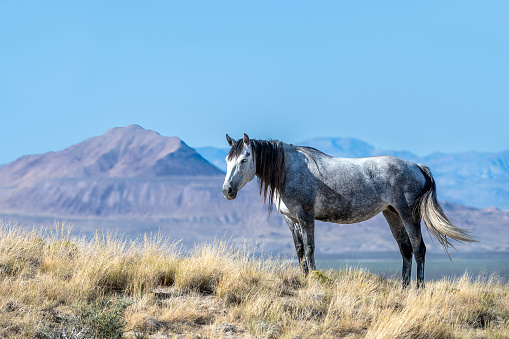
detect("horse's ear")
(226, 134), (235, 147)
(243, 133), (250, 145)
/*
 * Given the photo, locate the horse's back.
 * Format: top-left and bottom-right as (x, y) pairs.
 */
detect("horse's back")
(317, 155), (424, 188)
(304, 154), (427, 223)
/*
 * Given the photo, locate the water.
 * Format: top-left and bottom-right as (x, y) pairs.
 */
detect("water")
(316, 257), (509, 283)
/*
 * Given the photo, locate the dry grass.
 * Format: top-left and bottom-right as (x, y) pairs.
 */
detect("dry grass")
(0, 221), (508, 338)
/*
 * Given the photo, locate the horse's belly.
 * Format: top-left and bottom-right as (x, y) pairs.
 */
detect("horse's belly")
(314, 200), (386, 224)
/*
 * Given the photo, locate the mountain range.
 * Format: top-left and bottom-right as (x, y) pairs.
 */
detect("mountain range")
(197, 137), (509, 210)
(0, 125), (508, 255)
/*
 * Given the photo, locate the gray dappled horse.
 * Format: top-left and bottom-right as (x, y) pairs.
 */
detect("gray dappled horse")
(222, 134), (475, 288)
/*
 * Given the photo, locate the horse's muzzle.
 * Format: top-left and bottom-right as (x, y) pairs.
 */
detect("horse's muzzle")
(222, 185), (237, 200)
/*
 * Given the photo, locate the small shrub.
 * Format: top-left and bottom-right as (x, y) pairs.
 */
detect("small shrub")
(310, 270), (332, 285)
(37, 299), (134, 339)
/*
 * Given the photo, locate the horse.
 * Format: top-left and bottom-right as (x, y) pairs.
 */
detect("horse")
(222, 133), (476, 288)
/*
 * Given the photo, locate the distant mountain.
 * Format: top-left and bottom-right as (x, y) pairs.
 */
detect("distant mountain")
(0, 125), (222, 189)
(196, 137), (509, 210)
(298, 137), (419, 161)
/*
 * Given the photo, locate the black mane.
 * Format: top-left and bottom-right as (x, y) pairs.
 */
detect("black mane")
(227, 139), (286, 211)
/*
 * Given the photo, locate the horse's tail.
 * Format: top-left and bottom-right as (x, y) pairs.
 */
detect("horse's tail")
(415, 164), (477, 259)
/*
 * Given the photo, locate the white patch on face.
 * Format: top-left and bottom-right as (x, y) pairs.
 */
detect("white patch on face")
(222, 144), (256, 198)
(224, 157), (235, 182)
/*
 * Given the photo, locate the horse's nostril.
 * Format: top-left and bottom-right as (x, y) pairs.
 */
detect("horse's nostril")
(223, 185), (236, 200)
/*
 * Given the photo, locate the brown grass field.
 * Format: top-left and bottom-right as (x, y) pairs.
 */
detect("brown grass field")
(0, 221), (508, 338)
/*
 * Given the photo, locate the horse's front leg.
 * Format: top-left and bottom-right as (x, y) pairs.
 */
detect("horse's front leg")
(284, 216), (308, 274)
(297, 209), (316, 273)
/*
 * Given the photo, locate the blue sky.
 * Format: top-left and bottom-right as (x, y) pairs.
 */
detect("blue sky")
(1, 1), (508, 164)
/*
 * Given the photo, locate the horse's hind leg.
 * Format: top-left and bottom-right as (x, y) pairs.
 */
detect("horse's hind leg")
(398, 210), (426, 288)
(383, 207), (413, 287)
(284, 216), (308, 274)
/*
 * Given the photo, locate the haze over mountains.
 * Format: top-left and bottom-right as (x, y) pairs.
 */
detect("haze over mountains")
(0, 125), (508, 255)
(197, 137), (509, 210)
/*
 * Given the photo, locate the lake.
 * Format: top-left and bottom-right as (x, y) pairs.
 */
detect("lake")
(315, 256), (509, 283)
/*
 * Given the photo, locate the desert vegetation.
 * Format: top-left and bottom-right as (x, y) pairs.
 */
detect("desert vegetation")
(0, 221), (507, 338)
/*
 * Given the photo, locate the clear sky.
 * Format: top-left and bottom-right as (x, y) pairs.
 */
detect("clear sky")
(1, 1), (508, 164)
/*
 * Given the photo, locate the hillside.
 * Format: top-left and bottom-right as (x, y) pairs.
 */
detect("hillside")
(196, 137), (509, 209)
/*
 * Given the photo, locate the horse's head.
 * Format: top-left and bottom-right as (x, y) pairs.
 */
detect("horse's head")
(222, 133), (256, 200)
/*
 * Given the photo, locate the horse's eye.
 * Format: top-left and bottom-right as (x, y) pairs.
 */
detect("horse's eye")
(241, 159), (247, 163)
